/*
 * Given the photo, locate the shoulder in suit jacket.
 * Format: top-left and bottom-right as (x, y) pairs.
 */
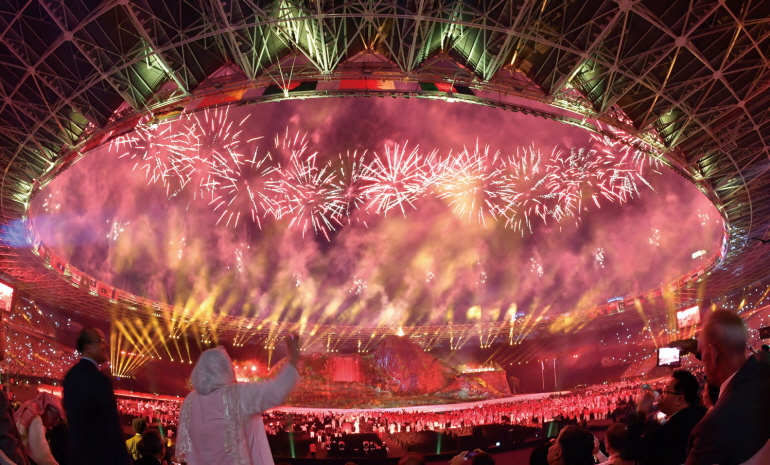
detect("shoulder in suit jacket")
(629, 404), (705, 465)
(686, 356), (770, 465)
(63, 358), (131, 465)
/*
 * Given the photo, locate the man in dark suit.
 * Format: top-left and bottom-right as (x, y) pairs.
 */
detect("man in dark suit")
(628, 369), (706, 465)
(686, 310), (770, 465)
(63, 327), (131, 465)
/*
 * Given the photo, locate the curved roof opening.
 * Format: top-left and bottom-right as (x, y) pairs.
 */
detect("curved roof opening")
(30, 97), (722, 331)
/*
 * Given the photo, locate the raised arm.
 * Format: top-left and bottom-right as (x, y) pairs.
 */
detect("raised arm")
(238, 333), (301, 415)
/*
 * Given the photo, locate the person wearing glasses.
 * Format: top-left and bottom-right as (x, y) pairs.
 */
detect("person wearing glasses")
(62, 328), (131, 465)
(627, 370), (706, 465)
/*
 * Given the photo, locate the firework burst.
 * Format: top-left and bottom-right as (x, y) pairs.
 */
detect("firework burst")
(111, 116), (661, 239)
(208, 145), (280, 228)
(591, 125), (663, 174)
(433, 142), (510, 226)
(175, 107), (258, 202)
(361, 142), (427, 217)
(112, 121), (183, 187)
(278, 152), (344, 240)
(333, 150), (370, 225)
(503, 146), (560, 233)
(549, 147), (641, 217)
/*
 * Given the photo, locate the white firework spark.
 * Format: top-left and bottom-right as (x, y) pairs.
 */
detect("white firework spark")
(433, 142), (509, 227)
(278, 152), (344, 240)
(361, 142), (427, 217)
(504, 146), (560, 234)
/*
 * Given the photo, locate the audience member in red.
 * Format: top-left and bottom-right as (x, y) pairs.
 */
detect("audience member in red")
(14, 392), (63, 465)
(547, 425), (595, 465)
(686, 310), (770, 465)
(628, 369), (705, 465)
(62, 328), (131, 465)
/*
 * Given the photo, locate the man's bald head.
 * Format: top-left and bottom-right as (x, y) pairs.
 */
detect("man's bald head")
(700, 309), (748, 356)
(699, 309), (748, 386)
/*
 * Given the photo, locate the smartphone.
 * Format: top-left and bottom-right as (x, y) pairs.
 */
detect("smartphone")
(657, 347), (681, 367)
(464, 451), (479, 460)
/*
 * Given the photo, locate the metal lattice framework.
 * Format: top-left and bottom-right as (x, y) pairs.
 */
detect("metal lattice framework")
(1, 0), (769, 347)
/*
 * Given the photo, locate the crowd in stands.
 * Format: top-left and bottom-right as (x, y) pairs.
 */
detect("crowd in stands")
(257, 377), (640, 440)
(2, 329), (77, 380)
(7, 304), (57, 338)
(0, 306), (767, 464)
(117, 398), (181, 429)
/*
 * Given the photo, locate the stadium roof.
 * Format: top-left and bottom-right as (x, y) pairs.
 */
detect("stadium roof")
(1, 0), (768, 346)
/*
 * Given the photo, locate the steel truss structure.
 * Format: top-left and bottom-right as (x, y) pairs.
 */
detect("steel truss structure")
(0, 0), (768, 348)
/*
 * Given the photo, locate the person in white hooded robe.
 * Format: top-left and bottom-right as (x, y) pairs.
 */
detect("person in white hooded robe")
(176, 333), (300, 465)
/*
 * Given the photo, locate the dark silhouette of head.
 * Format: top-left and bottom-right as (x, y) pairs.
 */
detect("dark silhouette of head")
(139, 430), (164, 458)
(76, 327), (109, 364)
(548, 425), (595, 465)
(131, 417), (147, 435)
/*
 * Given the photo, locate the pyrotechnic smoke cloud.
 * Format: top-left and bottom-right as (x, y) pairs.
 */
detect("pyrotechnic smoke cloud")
(31, 99), (722, 327)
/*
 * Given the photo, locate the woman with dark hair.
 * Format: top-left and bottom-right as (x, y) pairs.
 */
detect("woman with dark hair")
(529, 440), (551, 465)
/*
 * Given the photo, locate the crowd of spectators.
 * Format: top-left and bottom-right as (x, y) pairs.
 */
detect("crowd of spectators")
(2, 329), (77, 380)
(116, 397), (181, 429)
(7, 304), (57, 338)
(619, 356), (656, 378)
(252, 375), (655, 460)
(0, 306), (767, 464)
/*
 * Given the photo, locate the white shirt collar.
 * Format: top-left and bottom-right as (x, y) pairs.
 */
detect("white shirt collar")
(81, 356), (100, 367)
(717, 369), (739, 401)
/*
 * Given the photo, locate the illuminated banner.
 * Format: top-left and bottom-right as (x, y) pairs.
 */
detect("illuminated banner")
(201, 88), (246, 107)
(69, 269), (83, 286)
(338, 79), (395, 91)
(97, 282), (116, 300)
(50, 253), (67, 274)
(418, 82), (475, 95)
(0, 282), (13, 312)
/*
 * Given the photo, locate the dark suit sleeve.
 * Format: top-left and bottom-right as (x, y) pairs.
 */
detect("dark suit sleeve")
(626, 410), (647, 461)
(686, 416), (723, 465)
(95, 372), (132, 465)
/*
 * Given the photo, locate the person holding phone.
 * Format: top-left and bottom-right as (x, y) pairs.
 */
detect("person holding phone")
(628, 369), (705, 465)
(449, 449), (494, 465)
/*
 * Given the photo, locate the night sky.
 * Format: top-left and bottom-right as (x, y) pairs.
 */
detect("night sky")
(30, 98), (722, 327)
